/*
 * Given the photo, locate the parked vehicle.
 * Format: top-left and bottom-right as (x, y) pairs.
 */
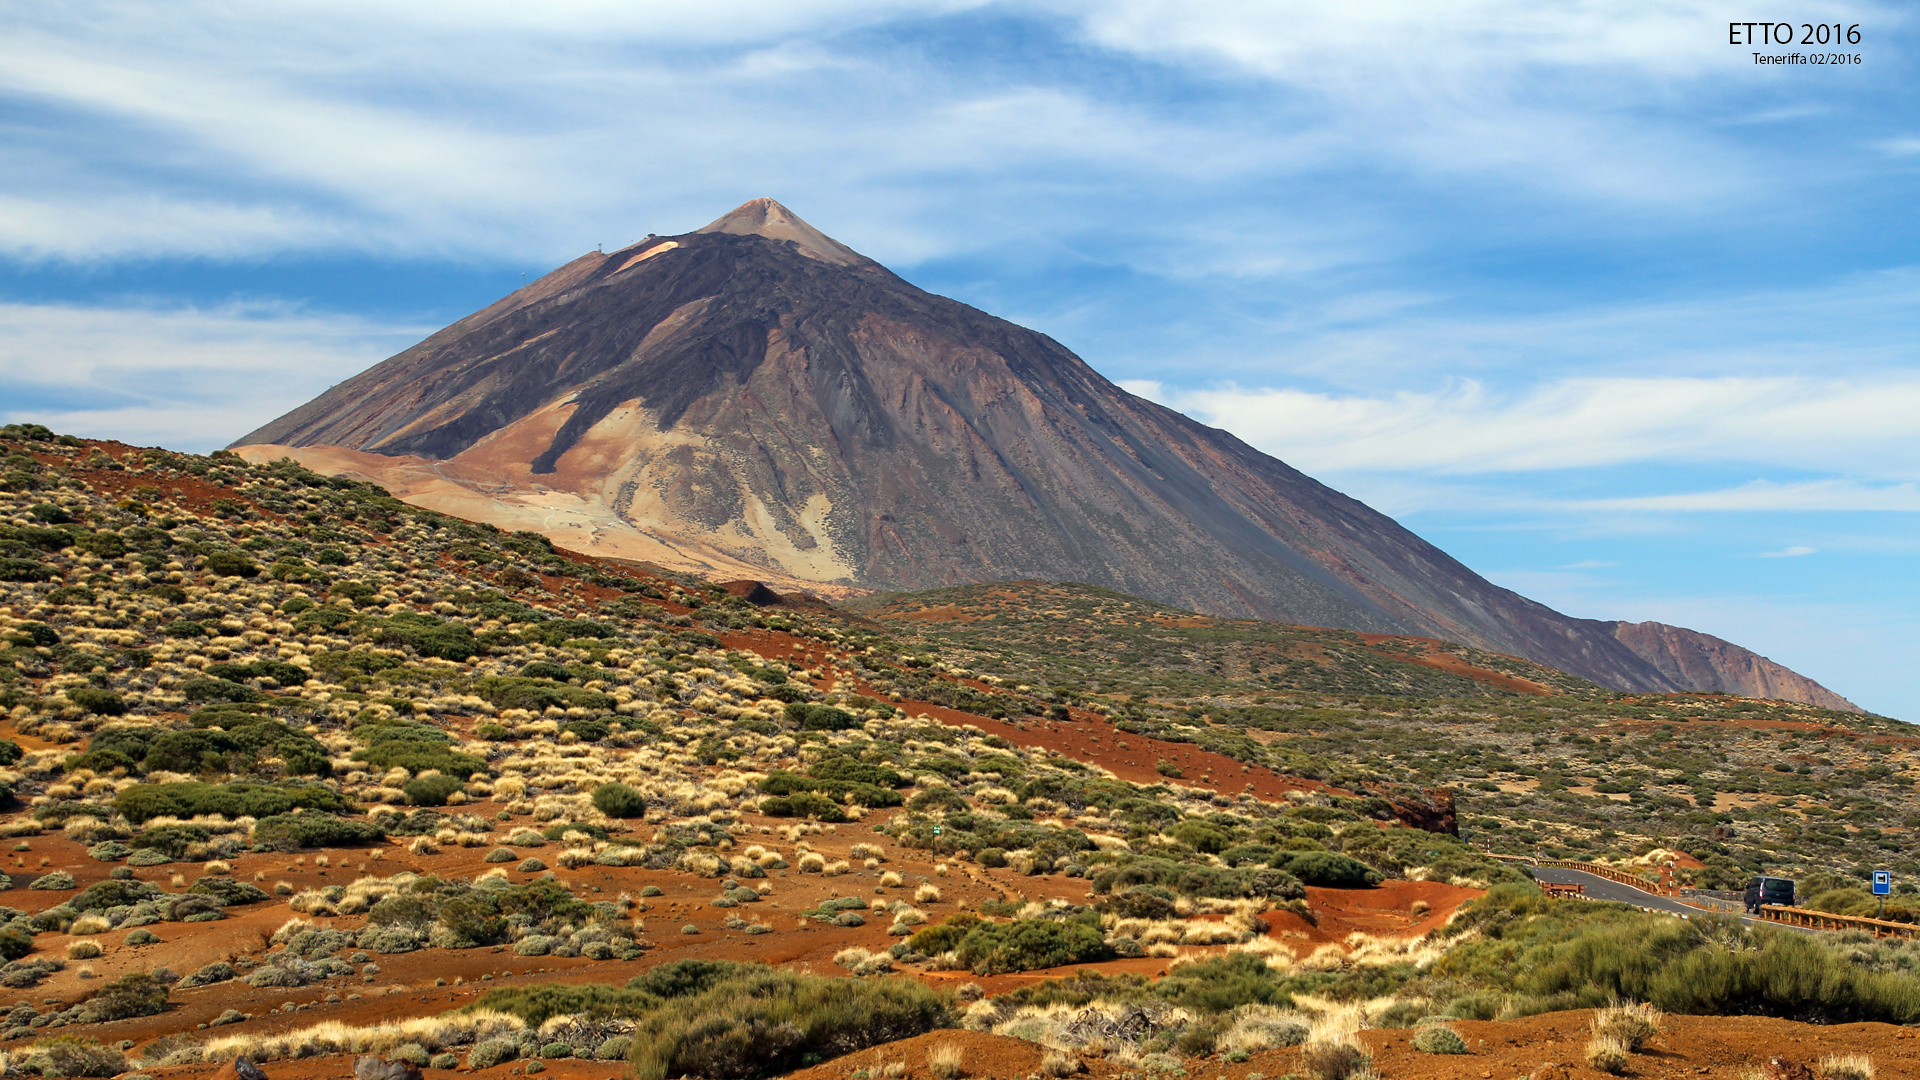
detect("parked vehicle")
(1745, 875), (1795, 913)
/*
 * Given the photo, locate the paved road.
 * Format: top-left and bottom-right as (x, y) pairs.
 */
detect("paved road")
(1530, 866), (1801, 932)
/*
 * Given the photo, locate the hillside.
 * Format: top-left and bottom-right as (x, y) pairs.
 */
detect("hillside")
(3, 424), (1917, 1079)
(230, 199), (1854, 711)
(843, 582), (1913, 892)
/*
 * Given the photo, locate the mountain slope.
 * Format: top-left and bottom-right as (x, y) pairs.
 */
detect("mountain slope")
(233, 199), (1856, 710)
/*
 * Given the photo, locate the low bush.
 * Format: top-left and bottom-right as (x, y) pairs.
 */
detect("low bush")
(71, 878), (163, 913)
(627, 967), (953, 1079)
(953, 915), (1111, 975)
(351, 739), (486, 780)
(405, 774), (463, 807)
(470, 983), (660, 1026)
(475, 676), (613, 713)
(592, 783), (647, 818)
(131, 824), (209, 858)
(1436, 885), (1920, 1024)
(368, 613), (479, 661)
(79, 972), (168, 1022)
(19, 1036), (125, 1078)
(115, 781), (347, 824)
(1411, 1024), (1467, 1054)
(759, 791), (848, 822)
(180, 677), (260, 704)
(253, 812), (383, 851)
(760, 772), (902, 808)
(1300, 1041), (1371, 1080)
(784, 703), (859, 731)
(67, 687), (126, 716)
(188, 876), (270, 906)
(1089, 856), (1304, 901)
(1269, 851), (1383, 889)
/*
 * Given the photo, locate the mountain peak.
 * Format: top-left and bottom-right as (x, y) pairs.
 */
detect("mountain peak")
(696, 197), (869, 266)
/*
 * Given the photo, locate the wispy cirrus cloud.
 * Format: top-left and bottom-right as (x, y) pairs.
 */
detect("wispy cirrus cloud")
(0, 301), (423, 450)
(1122, 376), (1920, 485)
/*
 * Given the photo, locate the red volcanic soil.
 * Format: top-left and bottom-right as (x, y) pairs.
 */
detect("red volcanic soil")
(0, 780), (1483, 1067)
(131, 1011), (1920, 1080)
(708, 627), (1335, 804)
(1358, 633), (1554, 695)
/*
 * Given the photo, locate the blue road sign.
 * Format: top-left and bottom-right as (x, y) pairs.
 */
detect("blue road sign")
(1874, 870), (1892, 896)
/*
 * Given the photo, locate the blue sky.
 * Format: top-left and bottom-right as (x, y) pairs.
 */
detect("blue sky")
(1, 1), (1915, 717)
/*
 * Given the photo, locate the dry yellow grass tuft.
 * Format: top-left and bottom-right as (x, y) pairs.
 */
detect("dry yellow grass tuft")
(927, 1041), (965, 1079)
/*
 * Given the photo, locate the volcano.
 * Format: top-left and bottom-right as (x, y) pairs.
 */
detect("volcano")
(234, 199), (1857, 710)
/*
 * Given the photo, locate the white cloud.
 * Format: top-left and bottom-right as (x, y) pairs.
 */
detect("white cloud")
(1572, 481), (1920, 513)
(0, 0), (1898, 264)
(1757, 545), (1818, 558)
(0, 302), (423, 451)
(1129, 375), (1920, 481)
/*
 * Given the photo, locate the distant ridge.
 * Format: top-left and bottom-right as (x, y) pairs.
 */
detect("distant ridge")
(233, 199), (1859, 711)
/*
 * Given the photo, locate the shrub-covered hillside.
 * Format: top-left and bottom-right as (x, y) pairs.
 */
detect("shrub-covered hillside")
(1, 421), (1916, 1080)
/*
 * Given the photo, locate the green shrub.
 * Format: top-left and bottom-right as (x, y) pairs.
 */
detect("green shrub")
(22, 1036), (125, 1078)
(71, 879), (162, 912)
(180, 677), (260, 704)
(188, 876), (270, 906)
(758, 791), (847, 822)
(469, 1039), (518, 1069)
(66, 687), (126, 716)
(205, 659), (308, 686)
(1090, 856), (1304, 901)
(629, 959), (761, 999)
(784, 703), (859, 731)
(350, 739), (486, 780)
(405, 774), (464, 807)
(808, 757), (909, 788)
(130, 823), (208, 858)
(4, 621), (58, 646)
(475, 676), (612, 712)
(954, 916), (1112, 975)
(1099, 886), (1179, 920)
(592, 783), (647, 818)
(1272, 851), (1383, 889)
(370, 613), (479, 661)
(1436, 885), (1920, 1024)
(1169, 820), (1231, 854)
(759, 772), (902, 809)
(202, 549), (259, 577)
(1154, 952), (1289, 1013)
(627, 968), (953, 1079)
(1411, 1025), (1468, 1054)
(466, 964), (762, 1028)
(79, 972), (168, 1022)
(252, 812), (383, 851)
(907, 914), (981, 957)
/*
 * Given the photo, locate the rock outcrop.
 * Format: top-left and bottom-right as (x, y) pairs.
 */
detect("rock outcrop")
(1609, 620), (1859, 712)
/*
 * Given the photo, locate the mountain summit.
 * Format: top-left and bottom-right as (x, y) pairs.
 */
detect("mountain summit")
(233, 200), (1857, 710)
(696, 197), (870, 266)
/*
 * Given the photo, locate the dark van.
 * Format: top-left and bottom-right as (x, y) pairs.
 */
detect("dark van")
(1745, 876), (1795, 913)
